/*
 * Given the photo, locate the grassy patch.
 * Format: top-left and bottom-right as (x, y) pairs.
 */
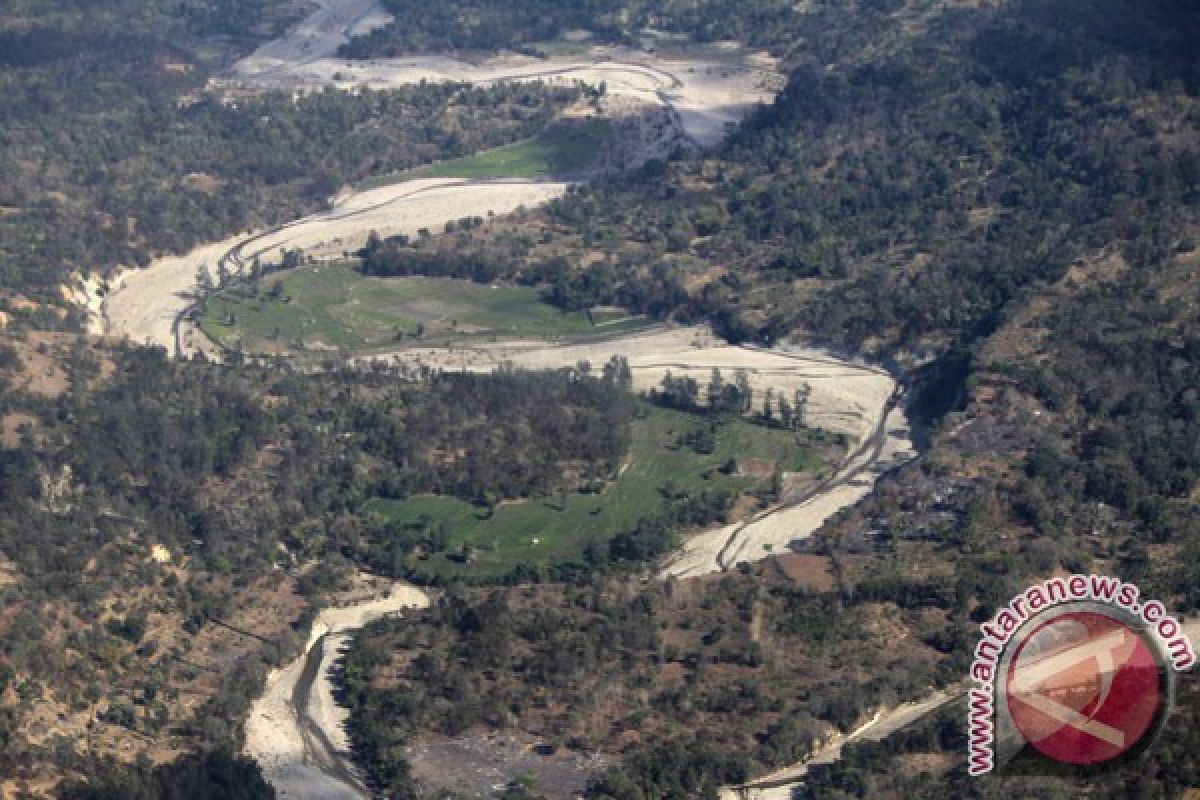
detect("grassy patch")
(359, 119), (611, 188)
(364, 403), (827, 582)
(198, 264), (654, 354)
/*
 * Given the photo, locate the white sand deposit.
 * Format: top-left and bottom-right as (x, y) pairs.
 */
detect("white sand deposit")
(244, 582), (429, 800)
(231, 53), (782, 148)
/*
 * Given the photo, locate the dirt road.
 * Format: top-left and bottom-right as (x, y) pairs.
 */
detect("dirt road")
(720, 686), (964, 800)
(721, 617), (1200, 798)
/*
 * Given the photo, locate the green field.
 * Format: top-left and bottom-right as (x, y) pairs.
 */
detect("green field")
(358, 119), (611, 188)
(365, 403), (828, 582)
(198, 264), (653, 354)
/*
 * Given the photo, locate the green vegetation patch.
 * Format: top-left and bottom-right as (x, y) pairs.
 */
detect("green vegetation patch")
(364, 402), (826, 582)
(361, 119), (612, 187)
(199, 264), (654, 354)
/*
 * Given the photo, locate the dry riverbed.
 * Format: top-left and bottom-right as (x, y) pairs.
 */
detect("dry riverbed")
(223, 0), (782, 148)
(80, 2), (920, 796)
(243, 578), (429, 800)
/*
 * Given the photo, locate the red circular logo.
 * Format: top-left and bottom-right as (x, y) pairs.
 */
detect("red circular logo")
(1005, 610), (1164, 766)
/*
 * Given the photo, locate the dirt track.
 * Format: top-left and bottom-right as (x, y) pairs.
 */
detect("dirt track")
(720, 616), (1200, 798)
(720, 686), (965, 800)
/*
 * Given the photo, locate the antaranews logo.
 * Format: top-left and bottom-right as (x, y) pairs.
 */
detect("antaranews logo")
(968, 574), (1195, 776)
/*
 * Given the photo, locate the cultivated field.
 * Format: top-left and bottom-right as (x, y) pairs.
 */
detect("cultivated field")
(366, 403), (831, 581)
(361, 119), (613, 187)
(200, 266), (653, 354)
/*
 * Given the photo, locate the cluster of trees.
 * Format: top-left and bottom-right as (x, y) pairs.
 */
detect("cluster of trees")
(337, 0), (803, 58)
(650, 368), (812, 430)
(345, 367), (633, 504)
(343, 563), (953, 799)
(652, 368), (754, 416)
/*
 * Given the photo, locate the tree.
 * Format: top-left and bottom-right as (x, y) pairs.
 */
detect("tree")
(778, 395), (794, 429)
(734, 369), (753, 413)
(195, 264), (213, 293)
(707, 368), (725, 412)
(795, 383), (812, 428)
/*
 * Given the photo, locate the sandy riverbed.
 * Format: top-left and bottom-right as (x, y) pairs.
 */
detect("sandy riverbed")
(231, 54), (781, 148)
(243, 581), (429, 800)
(224, 0), (782, 148)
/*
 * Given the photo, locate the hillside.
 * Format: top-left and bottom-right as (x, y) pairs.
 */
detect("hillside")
(0, 0), (1198, 797)
(333, 0), (1200, 797)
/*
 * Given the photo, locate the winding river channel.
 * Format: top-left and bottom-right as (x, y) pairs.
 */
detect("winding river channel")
(88, 2), (933, 797)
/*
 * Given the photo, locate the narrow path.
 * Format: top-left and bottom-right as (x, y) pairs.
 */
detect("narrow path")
(722, 686), (965, 800)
